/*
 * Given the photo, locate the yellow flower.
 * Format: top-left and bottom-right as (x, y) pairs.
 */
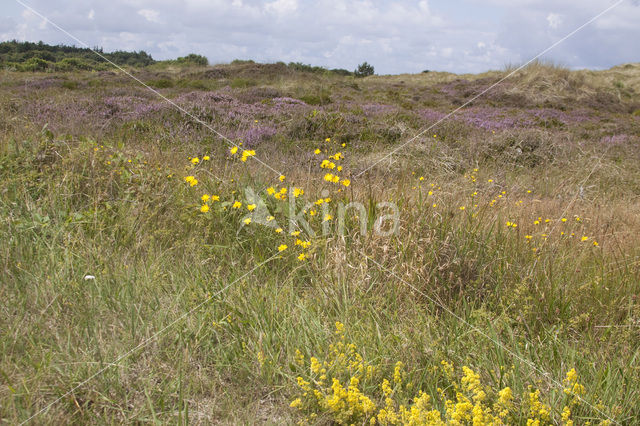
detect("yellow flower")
(341, 179), (351, 187)
(232, 201), (242, 209)
(279, 175), (286, 182)
(230, 146), (238, 155)
(266, 187), (275, 195)
(419, 176), (424, 181)
(211, 195), (220, 202)
(324, 173), (334, 182)
(293, 187), (304, 198)
(323, 214), (332, 222)
(241, 149), (256, 162)
(190, 179), (198, 187)
(278, 244), (288, 252)
(275, 228), (283, 233)
(247, 204), (256, 211)
(185, 176), (194, 183)
(459, 206), (465, 211)
(291, 231), (300, 237)
(335, 321), (345, 334)
(200, 204), (210, 213)
(314, 148), (321, 154)
(297, 253), (306, 261)
(393, 361), (404, 384)
(191, 157), (200, 164)
(581, 236), (589, 242)
(267, 215), (275, 221)
(320, 159), (330, 168)
(325, 137), (331, 142)
(203, 155), (210, 161)
(290, 398), (302, 408)
(243, 218), (251, 225)
(498, 387), (513, 406)
(593, 241), (599, 247)
(201, 194), (210, 202)
(561, 218), (567, 222)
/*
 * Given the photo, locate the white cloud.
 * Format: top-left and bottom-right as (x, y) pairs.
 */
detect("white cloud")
(418, 0), (430, 14)
(264, 0), (298, 15)
(2, 0), (639, 74)
(546, 13), (562, 29)
(137, 9), (161, 23)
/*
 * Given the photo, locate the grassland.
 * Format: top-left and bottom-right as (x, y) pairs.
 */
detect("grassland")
(1, 60), (640, 425)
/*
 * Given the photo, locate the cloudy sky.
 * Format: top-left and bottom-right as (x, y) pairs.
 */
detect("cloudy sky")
(2, 0), (639, 74)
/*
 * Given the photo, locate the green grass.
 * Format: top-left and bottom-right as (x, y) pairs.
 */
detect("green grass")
(1, 62), (639, 424)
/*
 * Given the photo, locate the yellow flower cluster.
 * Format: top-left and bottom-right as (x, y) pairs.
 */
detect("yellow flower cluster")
(229, 145), (256, 162)
(527, 387), (550, 423)
(186, 137), (355, 261)
(290, 324), (611, 426)
(563, 368), (586, 402)
(317, 138), (350, 188)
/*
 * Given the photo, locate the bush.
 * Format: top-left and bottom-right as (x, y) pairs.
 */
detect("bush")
(354, 62), (374, 78)
(230, 78), (257, 89)
(288, 62), (326, 74)
(331, 68), (353, 76)
(299, 91), (331, 106)
(61, 80), (79, 90)
(55, 57), (96, 71)
(0, 40), (156, 70)
(175, 54), (209, 66)
(149, 79), (175, 89)
(19, 57), (52, 72)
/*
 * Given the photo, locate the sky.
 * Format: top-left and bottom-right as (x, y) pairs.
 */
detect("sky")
(1, 0), (639, 75)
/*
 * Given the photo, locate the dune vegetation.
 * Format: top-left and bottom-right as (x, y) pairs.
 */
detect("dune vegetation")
(1, 58), (639, 424)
